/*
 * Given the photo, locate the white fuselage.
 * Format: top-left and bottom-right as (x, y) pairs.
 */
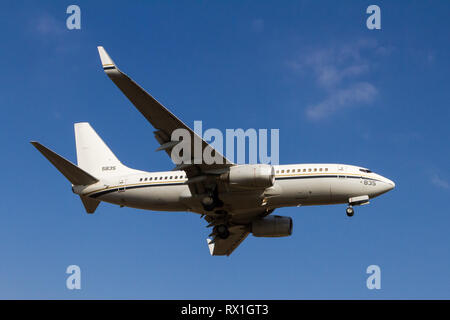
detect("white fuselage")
(74, 163), (395, 218)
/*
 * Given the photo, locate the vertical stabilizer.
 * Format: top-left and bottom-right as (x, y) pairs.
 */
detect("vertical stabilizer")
(74, 122), (131, 177)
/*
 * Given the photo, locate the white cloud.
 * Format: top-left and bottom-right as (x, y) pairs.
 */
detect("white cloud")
(32, 13), (64, 36)
(375, 45), (395, 57)
(288, 39), (386, 120)
(295, 41), (373, 89)
(431, 175), (449, 189)
(306, 82), (377, 121)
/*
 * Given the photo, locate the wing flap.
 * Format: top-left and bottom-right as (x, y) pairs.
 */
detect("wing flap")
(207, 225), (250, 256)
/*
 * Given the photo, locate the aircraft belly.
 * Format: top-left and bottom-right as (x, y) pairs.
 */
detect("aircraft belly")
(273, 178), (332, 206)
(97, 185), (189, 211)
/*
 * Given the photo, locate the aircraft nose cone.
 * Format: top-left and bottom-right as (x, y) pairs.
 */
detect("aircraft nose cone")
(385, 178), (395, 191)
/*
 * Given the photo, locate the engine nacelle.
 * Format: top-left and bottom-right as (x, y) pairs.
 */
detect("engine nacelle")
(225, 164), (275, 189)
(252, 215), (293, 237)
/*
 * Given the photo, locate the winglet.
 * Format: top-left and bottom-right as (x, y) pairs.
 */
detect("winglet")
(206, 238), (215, 256)
(97, 46), (116, 70)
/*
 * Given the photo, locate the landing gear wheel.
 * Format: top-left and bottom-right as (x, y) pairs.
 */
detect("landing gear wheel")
(215, 224), (230, 239)
(346, 206), (354, 217)
(202, 201), (218, 211)
(201, 187), (224, 212)
(202, 196), (216, 211)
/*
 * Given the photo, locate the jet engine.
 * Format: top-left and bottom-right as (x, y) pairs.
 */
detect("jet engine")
(223, 164), (275, 189)
(251, 215), (293, 237)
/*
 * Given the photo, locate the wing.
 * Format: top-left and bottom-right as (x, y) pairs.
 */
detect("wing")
(203, 207), (271, 256)
(97, 46), (233, 175)
(97, 46), (234, 200)
(207, 225), (250, 256)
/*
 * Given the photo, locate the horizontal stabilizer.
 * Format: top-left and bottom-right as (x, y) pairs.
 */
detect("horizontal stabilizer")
(31, 141), (99, 186)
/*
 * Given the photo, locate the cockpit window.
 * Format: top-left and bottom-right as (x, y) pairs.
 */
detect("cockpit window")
(359, 168), (372, 173)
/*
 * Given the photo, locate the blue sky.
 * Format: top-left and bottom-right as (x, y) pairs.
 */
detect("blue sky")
(0, 1), (449, 299)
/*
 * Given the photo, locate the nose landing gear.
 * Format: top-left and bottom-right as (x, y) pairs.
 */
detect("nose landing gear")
(346, 206), (354, 217)
(346, 195), (369, 217)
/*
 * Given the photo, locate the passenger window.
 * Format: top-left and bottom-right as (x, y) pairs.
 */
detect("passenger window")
(144, 178), (147, 181)
(281, 170), (284, 173)
(325, 168), (328, 172)
(287, 169), (290, 173)
(314, 168), (317, 172)
(160, 177), (163, 180)
(140, 178), (143, 182)
(170, 176), (173, 179)
(319, 168), (322, 171)
(276, 170), (279, 174)
(303, 169), (306, 172)
(149, 177), (153, 181)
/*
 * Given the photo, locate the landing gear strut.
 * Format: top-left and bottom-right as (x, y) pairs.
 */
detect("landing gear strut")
(201, 187), (223, 211)
(214, 224), (230, 239)
(346, 206), (354, 217)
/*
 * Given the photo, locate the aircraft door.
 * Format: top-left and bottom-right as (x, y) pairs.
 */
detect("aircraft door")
(118, 178), (126, 192)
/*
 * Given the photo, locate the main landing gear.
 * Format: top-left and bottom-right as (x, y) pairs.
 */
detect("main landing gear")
(202, 195), (224, 211)
(346, 206), (354, 217)
(201, 187), (223, 211)
(214, 224), (230, 239)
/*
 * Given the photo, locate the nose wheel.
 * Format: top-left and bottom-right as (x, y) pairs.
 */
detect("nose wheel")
(346, 206), (354, 217)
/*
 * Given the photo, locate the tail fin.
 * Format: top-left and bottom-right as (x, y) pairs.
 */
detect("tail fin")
(74, 122), (131, 177)
(31, 141), (98, 186)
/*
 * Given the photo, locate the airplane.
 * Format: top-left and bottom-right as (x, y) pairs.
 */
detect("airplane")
(31, 46), (395, 256)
